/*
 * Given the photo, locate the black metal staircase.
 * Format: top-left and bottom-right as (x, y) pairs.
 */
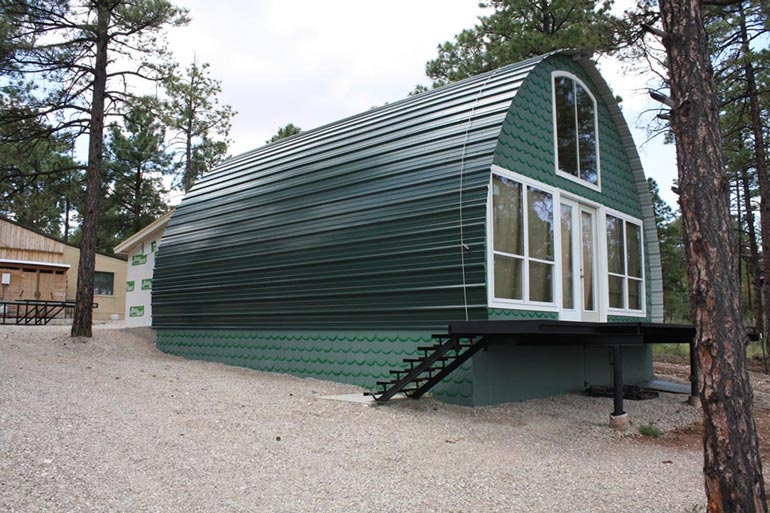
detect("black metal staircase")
(365, 334), (487, 403)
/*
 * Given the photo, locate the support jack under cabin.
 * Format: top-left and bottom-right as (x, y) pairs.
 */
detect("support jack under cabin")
(152, 50), (693, 409)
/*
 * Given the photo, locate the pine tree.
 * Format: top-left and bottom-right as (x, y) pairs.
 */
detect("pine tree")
(654, 0), (768, 509)
(163, 60), (235, 192)
(2, 0), (189, 337)
(425, 0), (621, 86)
(100, 95), (171, 251)
(267, 123), (302, 144)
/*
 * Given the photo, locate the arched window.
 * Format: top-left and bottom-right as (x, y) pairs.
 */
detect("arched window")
(553, 73), (600, 189)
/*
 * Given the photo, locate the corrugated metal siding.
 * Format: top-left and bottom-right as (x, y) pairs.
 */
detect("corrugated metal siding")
(153, 55), (548, 331)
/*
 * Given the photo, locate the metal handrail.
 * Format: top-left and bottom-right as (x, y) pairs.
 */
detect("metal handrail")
(0, 300), (96, 325)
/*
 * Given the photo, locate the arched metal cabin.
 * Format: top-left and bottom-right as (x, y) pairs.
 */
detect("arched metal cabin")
(153, 50), (663, 406)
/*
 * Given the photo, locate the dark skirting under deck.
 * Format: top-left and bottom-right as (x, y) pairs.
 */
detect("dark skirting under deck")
(448, 320), (697, 417)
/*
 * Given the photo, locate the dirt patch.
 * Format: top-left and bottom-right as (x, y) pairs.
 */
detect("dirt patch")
(644, 361), (770, 486)
(654, 361), (691, 383)
(748, 356), (770, 374)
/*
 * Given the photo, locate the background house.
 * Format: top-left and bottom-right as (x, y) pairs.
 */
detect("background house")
(0, 218), (69, 305)
(115, 210), (173, 327)
(152, 51), (662, 405)
(0, 217), (127, 321)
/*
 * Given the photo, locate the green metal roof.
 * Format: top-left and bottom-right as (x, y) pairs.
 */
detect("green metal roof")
(153, 50), (662, 330)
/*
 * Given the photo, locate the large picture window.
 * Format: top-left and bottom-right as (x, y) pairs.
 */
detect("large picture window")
(606, 215), (643, 311)
(492, 174), (555, 304)
(553, 73), (599, 188)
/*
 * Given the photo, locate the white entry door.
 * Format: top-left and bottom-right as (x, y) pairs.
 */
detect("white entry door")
(560, 200), (600, 322)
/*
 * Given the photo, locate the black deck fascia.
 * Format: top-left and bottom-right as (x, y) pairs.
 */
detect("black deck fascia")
(448, 320), (696, 346)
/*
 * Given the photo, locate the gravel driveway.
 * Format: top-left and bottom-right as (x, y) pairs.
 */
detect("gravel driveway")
(1, 324), (707, 512)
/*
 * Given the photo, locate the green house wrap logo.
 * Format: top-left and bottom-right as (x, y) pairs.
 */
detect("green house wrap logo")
(129, 305), (145, 317)
(141, 279), (152, 290)
(126, 281), (135, 292)
(132, 254), (147, 266)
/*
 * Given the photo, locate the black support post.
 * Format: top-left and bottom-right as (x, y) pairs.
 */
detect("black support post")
(612, 345), (624, 417)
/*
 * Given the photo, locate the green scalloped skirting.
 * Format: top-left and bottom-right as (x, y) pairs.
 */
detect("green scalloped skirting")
(156, 330), (474, 404)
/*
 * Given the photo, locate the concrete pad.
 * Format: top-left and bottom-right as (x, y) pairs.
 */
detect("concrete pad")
(639, 379), (690, 395)
(320, 393), (376, 404)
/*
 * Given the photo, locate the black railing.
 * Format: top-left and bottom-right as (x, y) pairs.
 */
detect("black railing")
(0, 300), (97, 325)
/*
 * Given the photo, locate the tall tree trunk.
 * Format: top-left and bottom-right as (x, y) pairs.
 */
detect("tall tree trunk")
(741, 165), (764, 337)
(658, 1), (767, 511)
(134, 165), (142, 233)
(71, 1), (112, 338)
(739, 2), (769, 344)
(182, 67), (196, 192)
(64, 176), (71, 243)
(183, 130), (192, 191)
(736, 179), (744, 296)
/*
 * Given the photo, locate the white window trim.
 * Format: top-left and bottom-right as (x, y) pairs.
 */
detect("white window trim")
(551, 71), (601, 193)
(487, 165), (646, 319)
(604, 206), (647, 317)
(487, 166), (561, 312)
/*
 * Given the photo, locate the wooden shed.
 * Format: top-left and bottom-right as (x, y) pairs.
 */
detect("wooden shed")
(153, 51), (667, 406)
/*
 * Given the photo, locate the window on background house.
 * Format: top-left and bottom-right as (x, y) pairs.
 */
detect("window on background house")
(606, 215), (644, 311)
(553, 73), (599, 188)
(94, 271), (114, 296)
(491, 174), (555, 304)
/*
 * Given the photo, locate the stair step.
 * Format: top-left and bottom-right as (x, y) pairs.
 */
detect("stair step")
(369, 332), (486, 404)
(365, 388), (419, 400)
(404, 356), (450, 363)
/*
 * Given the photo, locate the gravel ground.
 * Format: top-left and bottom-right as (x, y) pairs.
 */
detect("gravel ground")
(0, 324), (709, 512)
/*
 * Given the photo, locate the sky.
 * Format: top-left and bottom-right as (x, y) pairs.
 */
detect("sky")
(164, 0), (679, 208)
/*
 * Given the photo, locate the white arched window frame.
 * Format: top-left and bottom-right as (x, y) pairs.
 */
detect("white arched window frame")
(551, 71), (601, 192)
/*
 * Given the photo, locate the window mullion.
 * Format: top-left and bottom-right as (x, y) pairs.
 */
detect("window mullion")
(573, 81), (581, 179)
(523, 185), (529, 302)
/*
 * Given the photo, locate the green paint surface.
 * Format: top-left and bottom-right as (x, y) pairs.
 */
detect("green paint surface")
(126, 281), (135, 292)
(132, 254), (147, 266)
(472, 343), (652, 405)
(156, 329), (474, 404)
(129, 305), (145, 317)
(141, 279), (152, 290)
(487, 308), (559, 320)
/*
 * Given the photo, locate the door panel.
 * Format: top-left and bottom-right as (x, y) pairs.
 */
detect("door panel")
(560, 201), (600, 322)
(579, 206), (599, 322)
(20, 270), (38, 300)
(559, 201), (578, 320)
